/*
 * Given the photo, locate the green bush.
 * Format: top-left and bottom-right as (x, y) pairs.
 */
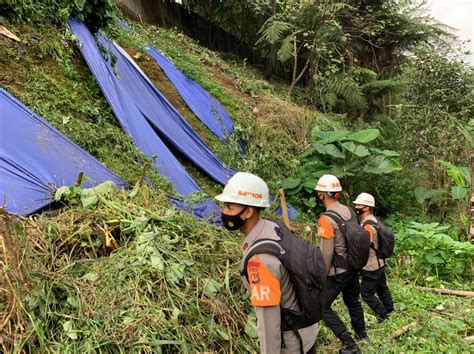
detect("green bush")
(0, 0), (118, 31)
(281, 128), (401, 212)
(393, 221), (474, 284)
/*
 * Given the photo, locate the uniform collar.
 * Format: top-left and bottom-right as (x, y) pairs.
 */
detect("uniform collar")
(326, 201), (341, 211)
(242, 218), (266, 252)
(361, 214), (376, 224)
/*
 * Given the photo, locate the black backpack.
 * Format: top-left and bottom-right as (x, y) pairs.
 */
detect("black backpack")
(322, 209), (371, 270)
(240, 219), (327, 337)
(364, 219), (395, 259)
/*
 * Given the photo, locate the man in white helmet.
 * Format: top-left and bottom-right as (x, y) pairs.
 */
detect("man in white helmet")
(353, 193), (394, 322)
(215, 172), (317, 354)
(315, 174), (366, 354)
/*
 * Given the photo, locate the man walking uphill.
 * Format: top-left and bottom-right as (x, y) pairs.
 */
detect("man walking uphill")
(215, 172), (318, 354)
(315, 175), (368, 354)
(353, 193), (394, 322)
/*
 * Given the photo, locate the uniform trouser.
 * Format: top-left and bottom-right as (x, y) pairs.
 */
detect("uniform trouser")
(361, 267), (394, 318)
(322, 270), (366, 339)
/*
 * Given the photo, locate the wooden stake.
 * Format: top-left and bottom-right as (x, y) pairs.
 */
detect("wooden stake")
(417, 286), (474, 297)
(0, 25), (20, 42)
(279, 188), (291, 229)
(74, 171), (84, 187)
(136, 162), (149, 189)
(391, 321), (418, 339)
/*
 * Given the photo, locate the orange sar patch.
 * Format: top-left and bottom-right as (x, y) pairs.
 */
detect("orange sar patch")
(364, 224), (375, 242)
(317, 215), (334, 239)
(247, 256), (281, 307)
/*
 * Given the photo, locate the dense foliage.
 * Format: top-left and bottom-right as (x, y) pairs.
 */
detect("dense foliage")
(1, 0), (473, 352)
(282, 128), (401, 211)
(393, 221), (474, 284)
(0, 0), (118, 31)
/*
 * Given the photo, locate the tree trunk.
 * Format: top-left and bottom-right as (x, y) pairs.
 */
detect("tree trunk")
(288, 37), (316, 99)
(265, 0), (277, 80)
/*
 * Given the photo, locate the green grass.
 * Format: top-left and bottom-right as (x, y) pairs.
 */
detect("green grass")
(320, 276), (473, 352)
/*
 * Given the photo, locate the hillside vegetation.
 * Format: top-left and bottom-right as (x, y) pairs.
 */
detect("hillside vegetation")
(1, 1), (473, 353)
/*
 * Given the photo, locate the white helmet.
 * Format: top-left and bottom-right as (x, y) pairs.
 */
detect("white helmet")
(353, 192), (375, 207)
(314, 174), (342, 192)
(215, 172), (270, 208)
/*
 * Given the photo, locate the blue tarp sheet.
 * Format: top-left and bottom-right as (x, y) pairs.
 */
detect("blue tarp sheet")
(145, 47), (234, 141)
(70, 18), (297, 221)
(72, 19), (234, 186)
(69, 18), (220, 220)
(0, 88), (128, 215)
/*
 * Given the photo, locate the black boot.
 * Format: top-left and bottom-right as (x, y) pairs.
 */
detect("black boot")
(355, 331), (371, 343)
(339, 331), (361, 354)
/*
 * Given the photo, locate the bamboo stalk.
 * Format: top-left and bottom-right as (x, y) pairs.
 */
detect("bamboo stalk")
(278, 188), (291, 229)
(417, 287), (474, 297)
(391, 321), (418, 339)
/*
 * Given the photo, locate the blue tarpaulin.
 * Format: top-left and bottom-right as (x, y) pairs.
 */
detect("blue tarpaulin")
(71, 19), (234, 186)
(0, 88), (128, 215)
(116, 19), (234, 142)
(70, 18), (297, 221)
(145, 47), (234, 141)
(69, 18), (220, 220)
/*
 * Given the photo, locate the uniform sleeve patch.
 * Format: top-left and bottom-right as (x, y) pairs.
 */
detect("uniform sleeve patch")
(247, 256), (281, 307)
(317, 215), (335, 239)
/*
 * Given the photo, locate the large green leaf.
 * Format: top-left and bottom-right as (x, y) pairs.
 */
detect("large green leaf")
(299, 161), (328, 178)
(286, 184), (303, 196)
(281, 177), (301, 190)
(329, 165), (355, 177)
(312, 129), (349, 144)
(301, 144), (327, 159)
(341, 141), (370, 157)
(370, 147), (400, 157)
(413, 186), (447, 204)
(451, 186), (468, 200)
(438, 160), (470, 187)
(303, 180), (317, 193)
(303, 197), (317, 208)
(245, 314), (258, 338)
(346, 129), (380, 143)
(80, 181), (119, 209)
(324, 144), (345, 159)
(364, 155), (401, 174)
(300, 145), (318, 159)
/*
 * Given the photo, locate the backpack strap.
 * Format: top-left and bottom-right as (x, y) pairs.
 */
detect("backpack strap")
(240, 238), (284, 278)
(362, 219), (383, 267)
(322, 210), (349, 271)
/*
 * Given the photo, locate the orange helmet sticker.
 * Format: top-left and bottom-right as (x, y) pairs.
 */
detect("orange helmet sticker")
(247, 256), (281, 307)
(364, 224), (375, 242)
(317, 215), (334, 239)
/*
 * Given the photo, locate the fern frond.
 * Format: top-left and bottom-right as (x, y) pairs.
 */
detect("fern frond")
(323, 91), (338, 110)
(352, 67), (378, 83)
(361, 79), (402, 97)
(256, 19), (291, 45)
(277, 34), (294, 62)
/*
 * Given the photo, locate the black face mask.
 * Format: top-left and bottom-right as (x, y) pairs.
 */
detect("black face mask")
(355, 208), (365, 215)
(221, 207), (247, 231)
